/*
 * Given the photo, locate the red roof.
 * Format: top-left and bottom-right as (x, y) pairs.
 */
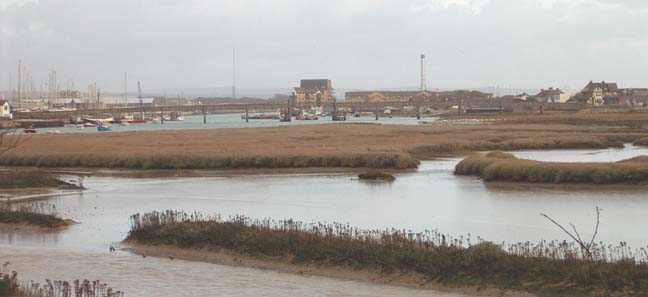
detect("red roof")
(583, 81), (619, 94)
(536, 88), (564, 98)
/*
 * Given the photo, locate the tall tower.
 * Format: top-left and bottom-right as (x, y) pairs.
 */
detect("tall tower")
(232, 48), (237, 99)
(17, 60), (21, 107)
(124, 72), (128, 106)
(420, 54), (427, 91)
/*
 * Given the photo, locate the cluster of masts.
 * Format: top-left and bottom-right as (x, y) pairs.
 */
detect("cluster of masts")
(2, 60), (150, 110)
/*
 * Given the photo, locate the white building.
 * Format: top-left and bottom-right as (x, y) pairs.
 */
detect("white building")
(0, 100), (12, 119)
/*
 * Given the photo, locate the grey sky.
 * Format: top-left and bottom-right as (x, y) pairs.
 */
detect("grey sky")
(1, 0), (647, 94)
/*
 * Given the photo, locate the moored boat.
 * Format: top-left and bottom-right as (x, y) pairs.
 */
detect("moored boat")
(97, 122), (112, 131)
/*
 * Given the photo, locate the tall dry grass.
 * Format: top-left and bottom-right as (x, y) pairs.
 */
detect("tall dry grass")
(0, 264), (123, 297)
(0, 171), (78, 189)
(0, 154), (419, 170)
(3, 121), (648, 170)
(127, 211), (648, 295)
(0, 202), (67, 228)
(455, 152), (648, 184)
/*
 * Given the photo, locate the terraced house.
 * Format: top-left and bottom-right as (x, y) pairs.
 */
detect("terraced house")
(345, 90), (436, 102)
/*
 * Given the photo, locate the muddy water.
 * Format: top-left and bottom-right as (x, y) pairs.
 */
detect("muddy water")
(0, 246), (462, 297)
(2, 144), (648, 296)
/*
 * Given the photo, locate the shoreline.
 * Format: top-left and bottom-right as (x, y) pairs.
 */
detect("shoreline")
(122, 242), (535, 297)
(0, 219), (76, 232)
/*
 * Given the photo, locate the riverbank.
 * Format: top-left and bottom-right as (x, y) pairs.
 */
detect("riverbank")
(0, 171), (81, 190)
(456, 151), (648, 184)
(124, 242), (534, 297)
(125, 211), (648, 297)
(3, 111), (648, 170)
(0, 203), (74, 230)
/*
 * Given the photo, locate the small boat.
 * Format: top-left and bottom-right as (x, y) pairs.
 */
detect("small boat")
(168, 112), (185, 121)
(83, 122), (96, 128)
(242, 113), (280, 120)
(296, 112), (318, 121)
(97, 122), (112, 132)
(23, 125), (37, 133)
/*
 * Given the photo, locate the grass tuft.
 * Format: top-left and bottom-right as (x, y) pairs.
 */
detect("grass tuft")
(358, 172), (396, 181)
(0, 202), (68, 229)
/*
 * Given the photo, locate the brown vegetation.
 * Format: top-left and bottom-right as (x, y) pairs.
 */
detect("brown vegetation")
(455, 152), (648, 184)
(0, 171), (81, 189)
(126, 211), (648, 296)
(0, 202), (70, 229)
(0, 264), (123, 297)
(2, 112), (648, 170)
(357, 172), (396, 181)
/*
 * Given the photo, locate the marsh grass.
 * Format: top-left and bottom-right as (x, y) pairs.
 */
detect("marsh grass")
(357, 172), (396, 181)
(127, 211), (648, 295)
(0, 154), (419, 170)
(0, 264), (123, 297)
(0, 202), (68, 228)
(0, 171), (80, 189)
(410, 136), (623, 159)
(455, 153), (648, 184)
(634, 137), (648, 147)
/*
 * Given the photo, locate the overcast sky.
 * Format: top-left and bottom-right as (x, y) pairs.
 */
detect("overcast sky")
(1, 0), (647, 94)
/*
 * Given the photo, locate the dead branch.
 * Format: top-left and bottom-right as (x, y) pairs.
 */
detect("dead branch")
(0, 128), (24, 157)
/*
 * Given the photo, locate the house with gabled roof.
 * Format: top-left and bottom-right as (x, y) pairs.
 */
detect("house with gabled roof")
(580, 81), (619, 106)
(536, 88), (564, 103)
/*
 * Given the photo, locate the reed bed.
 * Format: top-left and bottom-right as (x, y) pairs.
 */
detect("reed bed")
(3, 123), (647, 170)
(0, 154), (419, 170)
(0, 202), (68, 228)
(0, 265), (123, 297)
(357, 172), (396, 181)
(0, 171), (78, 189)
(455, 152), (648, 184)
(634, 137), (648, 147)
(409, 136), (623, 158)
(127, 211), (648, 295)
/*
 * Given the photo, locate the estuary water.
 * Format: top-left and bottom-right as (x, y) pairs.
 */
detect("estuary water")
(36, 113), (431, 134)
(1, 144), (648, 296)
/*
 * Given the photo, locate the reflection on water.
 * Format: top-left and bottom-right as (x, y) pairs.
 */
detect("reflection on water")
(513, 143), (648, 163)
(2, 144), (648, 296)
(37, 113), (430, 134)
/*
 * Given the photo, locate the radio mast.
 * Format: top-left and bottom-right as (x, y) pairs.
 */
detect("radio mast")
(232, 48), (237, 99)
(420, 54), (427, 91)
(17, 60), (21, 108)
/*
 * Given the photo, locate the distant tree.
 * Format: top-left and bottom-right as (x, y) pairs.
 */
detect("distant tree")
(0, 126), (23, 157)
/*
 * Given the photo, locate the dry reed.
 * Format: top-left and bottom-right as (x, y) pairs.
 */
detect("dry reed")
(126, 210), (648, 295)
(455, 153), (648, 184)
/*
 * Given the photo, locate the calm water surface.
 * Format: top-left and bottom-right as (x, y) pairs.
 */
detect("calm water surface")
(37, 113), (431, 134)
(1, 144), (648, 296)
